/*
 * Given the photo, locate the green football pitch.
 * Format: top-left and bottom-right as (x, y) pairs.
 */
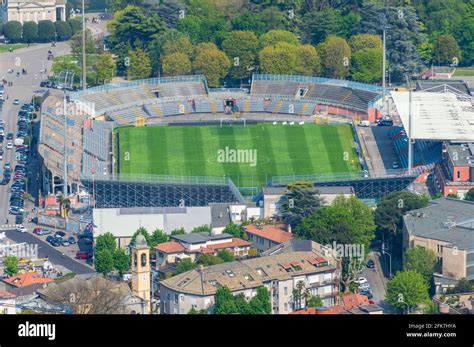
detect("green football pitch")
(116, 123), (360, 188)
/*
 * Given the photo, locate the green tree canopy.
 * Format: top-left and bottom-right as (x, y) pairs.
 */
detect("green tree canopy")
(259, 29), (299, 48)
(127, 48), (152, 80)
(434, 34), (461, 65)
(307, 295), (324, 308)
(404, 246), (437, 283)
(67, 17), (82, 35)
(55, 21), (72, 41)
(222, 30), (259, 80)
(22, 21), (38, 44)
(350, 47), (383, 83)
(464, 188), (474, 202)
(191, 225), (211, 233)
(162, 52), (192, 76)
(175, 258), (196, 275)
(150, 229), (170, 248)
(295, 44), (321, 76)
(96, 51), (116, 84)
(319, 35), (351, 78)
(349, 33), (382, 52)
(95, 249), (114, 275)
(193, 43), (230, 86)
(4, 256), (19, 276)
(95, 232), (117, 253)
(113, 248), (130, 276)
(386, 270), (430, 313)
(259, 42), (298, 75)
(197, 254), (224, 266)
(216, 249), (235, 263)
(280, 187), (322, 229)
(4, 21), (22, 42)
(38, 20), (56, 42)
(170, 228), (186, 236)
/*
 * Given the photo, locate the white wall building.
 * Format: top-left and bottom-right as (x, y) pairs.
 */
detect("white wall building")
(0, 0), (66, 24)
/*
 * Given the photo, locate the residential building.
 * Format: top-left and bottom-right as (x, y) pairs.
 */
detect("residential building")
(244, 224), (293, 252)
(0, 0), (66, 24)
(3, 271), (54, 290)
(0, 290), (16, 314)
(261, 186), (354, 219)
(292, 293), (383, 315)
(155, 232), (251, 268)
(434, 142), (474, 198)
(403, 198), (474, 293)
(159, 240), (341, 314)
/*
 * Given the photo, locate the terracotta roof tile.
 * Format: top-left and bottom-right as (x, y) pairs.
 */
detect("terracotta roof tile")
(3, 272), (54, 288)
(155, 241), (185, 253)
(244, 224), (293, 244)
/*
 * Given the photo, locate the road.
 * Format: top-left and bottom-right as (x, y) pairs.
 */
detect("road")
(2, 229), (93, 274)
(0, 41), (70, 226)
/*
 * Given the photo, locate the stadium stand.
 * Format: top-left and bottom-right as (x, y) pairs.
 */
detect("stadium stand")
(416, 80), (471, 96)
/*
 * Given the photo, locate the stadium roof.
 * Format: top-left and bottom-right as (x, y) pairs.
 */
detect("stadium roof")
(390, 91), (474, 141)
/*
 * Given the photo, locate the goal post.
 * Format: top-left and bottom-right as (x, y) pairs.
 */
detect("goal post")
(220, 118), (246, 127)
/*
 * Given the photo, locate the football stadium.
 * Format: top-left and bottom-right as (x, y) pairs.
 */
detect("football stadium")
(37, 73), (417, 208)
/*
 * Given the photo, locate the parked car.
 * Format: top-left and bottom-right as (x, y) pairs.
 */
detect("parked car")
(68, 236), (76, 244)
(355, 277), (368, 285)
(61, 240), (70, 247)
(33, 227), (43, 235)
(16, 225), (27, 233)
(366, 260), (375, 269)
(360, 289), (373, 299)
(75, 251), (92, 260)
(12, 99), (20, 105)
(46, 235), (55, 243)
(55, 231), (66, 238)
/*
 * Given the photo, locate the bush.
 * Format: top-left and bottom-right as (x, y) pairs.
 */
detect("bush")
(22, 21), (38, 44)
(67, 18), (82, 35)
(55, 21), (72, 41)
(38, 20), (56, 42)
(4, 21), (22, 42)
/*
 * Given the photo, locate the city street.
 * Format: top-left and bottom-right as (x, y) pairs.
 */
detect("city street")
(361, 251), (391, 311)
(2, 229), (93, 274)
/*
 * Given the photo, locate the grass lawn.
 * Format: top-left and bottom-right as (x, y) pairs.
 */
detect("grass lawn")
(453, 67), (474, 76)
(117, 123), (360, 188)
(0, 44), (29, 53)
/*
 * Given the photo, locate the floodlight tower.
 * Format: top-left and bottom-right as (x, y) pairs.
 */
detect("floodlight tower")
(405, 74), (413, 175)
(82, 0), (86, 91)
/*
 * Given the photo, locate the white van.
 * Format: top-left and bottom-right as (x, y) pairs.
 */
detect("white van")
(359, 120), (370, 127)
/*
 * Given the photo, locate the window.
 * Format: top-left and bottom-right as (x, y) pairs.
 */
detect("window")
(284, 287), (288, 295)
(158, 252), (164, 258)
(141, 253), (147, 267)
(174, 294), (179, 304)
(437, 244), (443, 253)
(457, 171), (461, 180)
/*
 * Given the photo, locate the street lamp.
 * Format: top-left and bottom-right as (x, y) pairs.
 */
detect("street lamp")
(381, 242), (392, 278)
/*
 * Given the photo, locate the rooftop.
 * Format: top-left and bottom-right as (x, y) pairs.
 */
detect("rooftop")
(403, 198), (474, 250)
(160, 249), (336, 296)
(3, 272), (54, 288)
(445, 142), (474, 168)
(0, 289), (16, 299)
(244, 224), (293, 244)
(210, 203), (231, 229)
(171, 232), (233, 244)
(155, 241), (185, 253)
(390, 91), (474, 141)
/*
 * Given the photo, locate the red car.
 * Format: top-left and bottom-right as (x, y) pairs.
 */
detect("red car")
(75, 251), (92, 260)
(33, 227), (43, 235)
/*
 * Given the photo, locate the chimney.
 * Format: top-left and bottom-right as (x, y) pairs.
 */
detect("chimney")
(287, 224), (292, 234)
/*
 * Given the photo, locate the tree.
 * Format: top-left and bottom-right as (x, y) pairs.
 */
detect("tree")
(96, 51), (116, 84)
(22, 21), (38, 44)
(259, 29), (299, 48)
(55, 21), (72, 41)
(464, 188), (474, 202)
(4, 256), (19, 276)
(447, 278), (473, 294)
(351, 47), (383, 83)
(280, 187), (322, 229)
(38, 20), (56, 42)
(216, 249), (235, 263)
(221, 31), (259, 80)
(191, 225), (211, 233)
(150, 229), (169, 248)
(127, 48), (152, 80)
(349, 34), (382, 52)
(300, 8), (347, 45)
(41, 275), (131, 314)
(213, 286), (238, 314)
(386, 270), (430, 313)
(319, 35), (351, 78)
(404, 246), (437, 283)
(162, 52), (192, 76)
(4, 21), (22, 42)
(292, 281), (311, 310)
(107, 5), (164, 49)
(295, 44), (321, 76)
(94, 249), (114, 275)
(434, 34), (461, 65)
(113, 248), (130, 276)
(259, 42), (298, 75)
(307, 295), (324, 308)
(223, 223), (244, 238)
(170, 228), (186, 236)
(175, 258), (196, 275)
(197, 254), (224, 266)
(193, 43), (230, 86)
(67, 17), (82, 35)
(95, 232), (116, 254)
(248, 286), (271, 314)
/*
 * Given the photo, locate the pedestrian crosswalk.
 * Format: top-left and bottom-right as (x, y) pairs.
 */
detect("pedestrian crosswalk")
(0, 225), (20, 229)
